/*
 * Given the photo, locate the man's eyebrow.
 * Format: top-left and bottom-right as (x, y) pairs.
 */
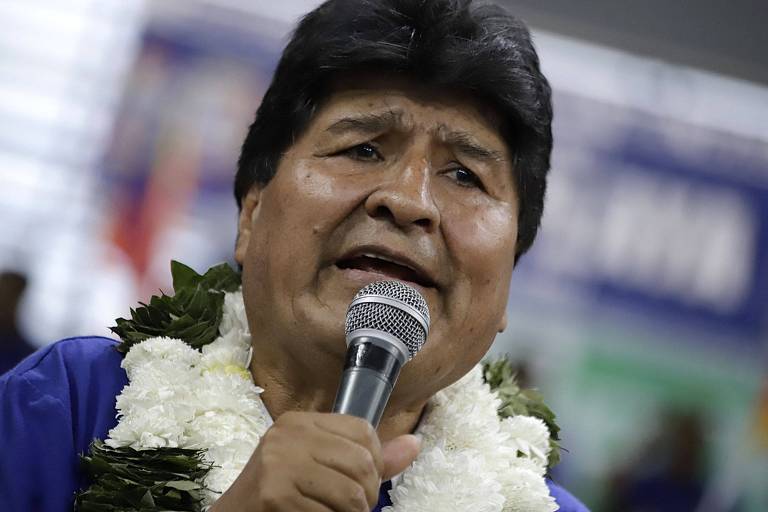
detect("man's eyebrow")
(437, 127), (506, 164)
(325, 109), (406, 135)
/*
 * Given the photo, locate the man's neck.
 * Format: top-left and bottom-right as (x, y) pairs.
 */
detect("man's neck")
(249, 345), (426, 442)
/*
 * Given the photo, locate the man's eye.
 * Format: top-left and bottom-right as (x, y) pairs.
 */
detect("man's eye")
(447, 167), (484, 189)
(343, 143), (382, 161)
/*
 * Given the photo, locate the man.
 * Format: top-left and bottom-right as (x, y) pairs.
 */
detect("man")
(0, 271), (35, 375)
(0, 0), (587, 510)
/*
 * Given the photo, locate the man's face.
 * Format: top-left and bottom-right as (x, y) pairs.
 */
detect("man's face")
(236, 77), (519, 400)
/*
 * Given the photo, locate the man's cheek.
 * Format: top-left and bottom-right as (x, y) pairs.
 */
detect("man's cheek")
(441, 196), (516, 245)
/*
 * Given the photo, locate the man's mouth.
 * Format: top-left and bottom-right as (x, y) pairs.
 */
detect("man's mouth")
(335, 253), (435, 288)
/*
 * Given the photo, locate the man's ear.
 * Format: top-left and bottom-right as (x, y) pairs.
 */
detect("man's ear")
(234, 186), (262, 265)
(497, 311), (508, 334)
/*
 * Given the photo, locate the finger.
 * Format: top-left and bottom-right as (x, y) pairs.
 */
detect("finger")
(311, 438), (381, 506)
(381, 434), (421, 481)
(296, 463), (374, 512)
(313, 414), (384, 474)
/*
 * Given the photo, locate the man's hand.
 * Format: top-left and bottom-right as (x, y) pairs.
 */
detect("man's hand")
(210, 412), (421, 511)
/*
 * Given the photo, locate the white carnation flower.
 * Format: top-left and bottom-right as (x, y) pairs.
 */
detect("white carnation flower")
(500, 416), (551, 470)
(508, 457), (548, 475)
(393, 364), (557, 511)
(203, 467), (246, 504)
(121, 336), (201, 379)
(187, 410), (264, 453)
(200, 341), (250, 371)
(192, 371), (264, 416)
(386, 446), (505, 512)
(114, 354), (199, 416)
(499, 465), (559, 512)
(220, 290), (250, 338)
(419, 365), (513, 464)
(108, 338), (202, 449)
(106, 404), (189, 449)
(211, 326), (251, 351)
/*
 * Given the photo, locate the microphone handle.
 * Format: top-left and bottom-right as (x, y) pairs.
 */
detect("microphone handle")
(332, 338), (404, 428)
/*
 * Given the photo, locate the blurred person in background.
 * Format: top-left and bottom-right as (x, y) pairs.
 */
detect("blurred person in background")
(0, 0), (589, 511)
(603, 408), (708, 512)
(0, 271), (34, 375)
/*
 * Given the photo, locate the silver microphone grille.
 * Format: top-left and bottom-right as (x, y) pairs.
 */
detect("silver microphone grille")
(344, 281), (430, 360)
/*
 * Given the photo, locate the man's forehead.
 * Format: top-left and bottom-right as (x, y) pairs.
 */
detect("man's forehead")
(320, 83), (506, 146)
(325, 73), (503, 126)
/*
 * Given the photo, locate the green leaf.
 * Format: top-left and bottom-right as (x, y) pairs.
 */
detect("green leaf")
(482, 356), (562, 470)
(75, 440), (213, 512)
(199, 262), (241, 293)
(171, 261), (202, 291)
(137, 489), (156, 507)
(110, 261), (241, 353)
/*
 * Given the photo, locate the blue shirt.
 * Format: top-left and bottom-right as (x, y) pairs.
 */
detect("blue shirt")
(0, 337), (588, 511)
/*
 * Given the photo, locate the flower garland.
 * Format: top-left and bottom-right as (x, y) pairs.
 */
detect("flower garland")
(105, 291), (263, 499)
(76, 262), (561, 512)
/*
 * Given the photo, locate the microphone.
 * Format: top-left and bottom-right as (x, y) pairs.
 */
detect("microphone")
(332, 280), (430, 428)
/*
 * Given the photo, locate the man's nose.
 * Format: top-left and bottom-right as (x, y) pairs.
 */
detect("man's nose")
(364, 157), (440, 232)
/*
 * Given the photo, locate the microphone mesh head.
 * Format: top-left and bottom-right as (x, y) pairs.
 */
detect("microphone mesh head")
(345, 281), (430, 360)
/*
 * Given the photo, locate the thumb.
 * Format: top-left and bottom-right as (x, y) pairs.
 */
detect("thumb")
(381, 434), (421, 481)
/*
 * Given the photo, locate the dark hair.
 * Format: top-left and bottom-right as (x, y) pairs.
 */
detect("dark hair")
(235, 0), (552, 260)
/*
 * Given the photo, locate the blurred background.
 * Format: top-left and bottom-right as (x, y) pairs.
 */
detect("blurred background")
(0, 0), (766, 510)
